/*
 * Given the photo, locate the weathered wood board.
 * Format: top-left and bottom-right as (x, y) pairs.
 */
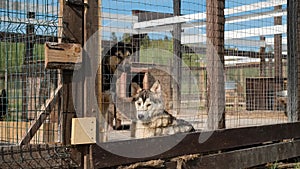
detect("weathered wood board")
(45, 42), (82, 70)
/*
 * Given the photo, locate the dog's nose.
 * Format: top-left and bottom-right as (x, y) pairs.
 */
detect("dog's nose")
(138, 114), (144, 120)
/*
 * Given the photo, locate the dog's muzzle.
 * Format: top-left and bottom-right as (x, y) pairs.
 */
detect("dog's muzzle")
(137, 114), (144, 120)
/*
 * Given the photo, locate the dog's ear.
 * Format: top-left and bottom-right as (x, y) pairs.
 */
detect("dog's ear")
(131, 82), (142, 97)
(150, 80), (161, 95)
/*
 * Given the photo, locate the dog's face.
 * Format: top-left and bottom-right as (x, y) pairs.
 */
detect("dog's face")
(131, 80), (164, 123)
(105, 43), (133, 73)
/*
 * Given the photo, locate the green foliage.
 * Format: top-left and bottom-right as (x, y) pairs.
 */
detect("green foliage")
(111, 32), (118, 41)
(122, 33), (131, 43)
(182, 53), (205, 67)
(139, 39), (173, 65)
(269, 161), (279, 169)
(0, 41), (45, 121)
(0, 42), (24, 72)
(0, 42), (44, 72)
(226, 67), (260, 82)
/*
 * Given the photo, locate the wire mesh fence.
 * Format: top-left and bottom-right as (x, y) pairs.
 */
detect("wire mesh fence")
(0, 0), (60, 145)
(101, 0), (288, 141)
(0, 0), (290, 144)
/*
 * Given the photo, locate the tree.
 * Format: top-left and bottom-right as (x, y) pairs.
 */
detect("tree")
(164, 35), (169, 41)
(122, 33), (131, 43)
(140, 34), (150, 48)
(111, 32), (118, 42)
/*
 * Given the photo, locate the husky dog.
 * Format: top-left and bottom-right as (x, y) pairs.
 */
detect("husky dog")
(102, 42), (136, 129)
(131, 80), (194, 138)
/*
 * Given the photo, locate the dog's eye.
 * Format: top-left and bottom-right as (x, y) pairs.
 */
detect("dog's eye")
(137, 102), (141, 106)
(146, 103), (151, 107)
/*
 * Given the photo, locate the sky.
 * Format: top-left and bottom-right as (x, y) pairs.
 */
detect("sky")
(102, 0), (287, 48)
(0, 0), (288, 50)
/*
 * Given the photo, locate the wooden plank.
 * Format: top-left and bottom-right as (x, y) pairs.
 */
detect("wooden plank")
(134, 0), (286, 29)
(182, 24), (287, 44)
(176, 140), (300, 169)
(44, 42), (82, 69)
(92, 122), (300, 168)
(226, 8), (286, 24)
(19, 84), (62, 145)
(224, 0), (286, 16)
(136, 9), (287, 33)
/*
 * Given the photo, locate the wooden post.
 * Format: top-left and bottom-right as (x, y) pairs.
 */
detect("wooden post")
(287, 0), (300, 121)
(206, 0), (225, 130)
(60, 0), (83, 145)
(96, 1), (103, 143)
(172, 0), (182, 114)
(22, 11), (35, 121)
(83, 0), (100, 168)
(274, 5), (283, 110)
(259, 36), (266, 77)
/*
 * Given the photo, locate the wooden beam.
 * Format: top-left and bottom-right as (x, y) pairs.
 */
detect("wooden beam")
(19, 84), (62, 145)
(92, 122), (300, 168)
(44, 42), (82, 70)
(134, 0), (286, 29)
(181, 24), (287, 44)
(177, 140), (300, 169)
(134, 9), (287, 33)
